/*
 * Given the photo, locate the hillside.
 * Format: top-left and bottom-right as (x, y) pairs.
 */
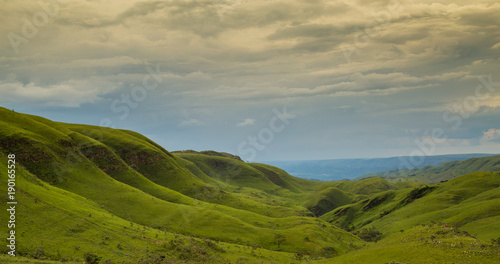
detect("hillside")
(0, 107), (364, 263)
(174, 151), (422, 217)
(321, 172), (500, 242)
(1, 107), (499, 263)
(264, 154), (496, 181)
(316, 223), (500, 264)
(357, 155), (500, 183)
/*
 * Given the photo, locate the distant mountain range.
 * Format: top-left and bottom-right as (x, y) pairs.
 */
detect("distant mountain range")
(356, 154), (500, 183)
(264, 154), (498, 181)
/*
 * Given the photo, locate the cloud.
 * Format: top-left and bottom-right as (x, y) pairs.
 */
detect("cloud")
(1, 0), (500, 160)
(458, 5), (500, 28)
(179, 118), (205, 127)
(267, 24), (354, 41)
(185, 71), (212, 80)
(481, 128), (500, 143)
(237, 118), (255, 127)
(0, 78), (119, 107)
(479, 96), (500, 109)
(56, 56), (143, 68)
(186, 70), (470, 101)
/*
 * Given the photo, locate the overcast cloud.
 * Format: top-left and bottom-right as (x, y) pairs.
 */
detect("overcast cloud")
(1, 0), (499, 160)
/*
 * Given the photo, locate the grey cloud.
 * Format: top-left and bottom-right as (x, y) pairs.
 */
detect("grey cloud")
(459, 6), (500, 27)
(115, 1), (166, 21)
(267, 24), (351, 40)
(50, 56), (143, 68)
(111, 0), (350, 37)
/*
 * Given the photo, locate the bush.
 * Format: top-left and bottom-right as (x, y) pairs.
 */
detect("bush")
(84, 252), (102, 264)
(321, 246), (337, 258)
(356, 227), (382, 242)
(294, 252), (304, 261)
(33, 246), (45, 259)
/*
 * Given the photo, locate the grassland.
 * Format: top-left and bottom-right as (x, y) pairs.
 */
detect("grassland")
(0, 106), (499, 263)
(321, 171), (500, 241)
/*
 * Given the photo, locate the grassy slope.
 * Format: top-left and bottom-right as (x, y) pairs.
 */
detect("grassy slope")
(70, 126), (314, 218)
(304, 177), (423, 217)
(321, 172), (500, 241)
(0, 156), (174, 262)
(175, 154), (422, 218)
(320, 223), (500, 264)
(1, 107), (499, 263)
(0, 156), (314, 264)
(0, 107), (363, 262)
(358, 155), (500, 183)
(175, 153), (319, 210)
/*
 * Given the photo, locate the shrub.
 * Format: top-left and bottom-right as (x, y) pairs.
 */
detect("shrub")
(84, 252), (102, 264)
(321, 246), (337, 258)
(356, 227), (382, 242)
(274, 233), (286, 249)
(33, 246), (45, 259)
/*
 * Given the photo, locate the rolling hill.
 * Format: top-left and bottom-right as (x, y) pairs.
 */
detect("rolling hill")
(1, 107), (499, 263)
(0, 107), (363, 263)
(322, 172), (500, 241)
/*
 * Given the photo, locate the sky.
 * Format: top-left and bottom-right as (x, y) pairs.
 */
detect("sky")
(1, 0), (499, 161)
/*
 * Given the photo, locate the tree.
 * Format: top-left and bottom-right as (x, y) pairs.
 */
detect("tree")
(275, 233), (286, 249)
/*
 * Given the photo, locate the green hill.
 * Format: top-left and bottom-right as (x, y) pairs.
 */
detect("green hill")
(1, 107), (499, 263)
(316, 223), (500, 264)
(357, 155), (500, 183)
(321, 172), (500, 241)
(0, 107), (363, 263)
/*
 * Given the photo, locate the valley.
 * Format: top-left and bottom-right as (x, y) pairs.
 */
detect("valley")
(0, 107), (499, 263)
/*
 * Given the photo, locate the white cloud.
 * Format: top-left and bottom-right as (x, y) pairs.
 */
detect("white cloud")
(237, 118), (255, 127)
(179, 119), (205, 127)
(481, 128), (500, 143)
(480, 96), (500, 108)
(0, 78), (119, 107)
(185, 71), (212, 80)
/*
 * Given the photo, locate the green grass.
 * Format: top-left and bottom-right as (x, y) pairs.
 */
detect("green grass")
(302, 187), (355, 216)
(319, 223), (500, 264)
(1, 106), (500, 263)
(0, 107), (364, 262)
(321, 172), (500, 242)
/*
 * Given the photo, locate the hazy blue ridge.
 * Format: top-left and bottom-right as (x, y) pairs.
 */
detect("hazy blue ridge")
(263, 154), (497, 181)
